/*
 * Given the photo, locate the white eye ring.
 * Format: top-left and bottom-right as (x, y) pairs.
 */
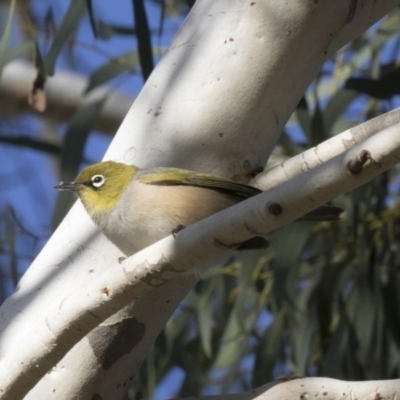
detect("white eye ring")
(91, 174), (105, 188)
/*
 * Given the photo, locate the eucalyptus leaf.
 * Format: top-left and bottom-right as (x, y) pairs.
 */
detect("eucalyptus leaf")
(44, 0), (87, 75)
(324, 89), (359, 134)
(85, 50), (139, 93)
(133, 0), (154, 81)
(196, 289), (214, 359)
(0, 0), (17, 78)
(252, 309), (285, 386)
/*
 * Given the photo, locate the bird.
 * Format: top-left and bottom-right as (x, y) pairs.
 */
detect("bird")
(55, 161), (343, 256)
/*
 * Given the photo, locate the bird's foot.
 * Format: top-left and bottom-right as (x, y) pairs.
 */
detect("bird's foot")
(172, 224), (186, 238)
(214, 237), (269, 250)
(118, 256), (126, 264)
(214, 238), (238, 250)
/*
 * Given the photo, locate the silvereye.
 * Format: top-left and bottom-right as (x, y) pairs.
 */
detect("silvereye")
(55, 161), (342, 256)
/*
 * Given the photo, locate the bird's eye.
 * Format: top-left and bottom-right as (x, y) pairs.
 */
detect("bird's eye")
(91, 174), (105, 188)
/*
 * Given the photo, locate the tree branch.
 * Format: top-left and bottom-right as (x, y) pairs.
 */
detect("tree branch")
(177, 377), (400, 400)
(252, 107), (400, 191)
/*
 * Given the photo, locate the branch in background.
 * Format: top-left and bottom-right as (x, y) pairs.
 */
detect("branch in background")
(0, 60), (133, 135)
(0, 135), (61, 155)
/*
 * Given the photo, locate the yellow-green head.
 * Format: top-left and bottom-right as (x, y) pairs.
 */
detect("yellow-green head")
(55, 161), (137, 219)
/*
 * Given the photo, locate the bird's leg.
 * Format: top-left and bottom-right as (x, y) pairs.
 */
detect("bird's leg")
(214, 238), (238, 249)
(172, 224), (186, 238)
(215, 237), (269, 250)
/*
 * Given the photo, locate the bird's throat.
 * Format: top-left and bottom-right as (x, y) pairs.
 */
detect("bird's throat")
(79, 190), (116, 225)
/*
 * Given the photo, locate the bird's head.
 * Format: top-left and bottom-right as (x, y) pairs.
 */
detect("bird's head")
(55, 161), (137, 219)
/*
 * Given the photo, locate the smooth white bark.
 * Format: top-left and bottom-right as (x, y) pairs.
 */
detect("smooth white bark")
(0, 1), (399, 399)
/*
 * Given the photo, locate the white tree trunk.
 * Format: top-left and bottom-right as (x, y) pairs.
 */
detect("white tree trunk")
(0, 1), (399, 399)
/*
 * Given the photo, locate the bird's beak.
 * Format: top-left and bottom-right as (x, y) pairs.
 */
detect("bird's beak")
(54, 181), (85, 192)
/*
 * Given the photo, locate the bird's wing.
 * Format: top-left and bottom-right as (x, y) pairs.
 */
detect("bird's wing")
(137, 168), (261, 198)
(137, 168), (344, 221)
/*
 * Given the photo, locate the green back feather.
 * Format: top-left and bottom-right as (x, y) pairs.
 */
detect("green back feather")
(137, 167), (261, 198)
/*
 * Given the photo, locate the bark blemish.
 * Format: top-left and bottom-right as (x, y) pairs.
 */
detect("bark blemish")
(269, 203), (283, 216)
(88, 318), (145, 369)
(346, 0), (358, 23)
(347, 149), (371, 174)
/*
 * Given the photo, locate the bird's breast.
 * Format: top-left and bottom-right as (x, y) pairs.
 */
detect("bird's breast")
(100, 181), (240, 256)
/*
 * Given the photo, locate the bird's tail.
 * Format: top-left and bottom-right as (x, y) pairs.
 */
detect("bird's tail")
(297, 205), (344, 222)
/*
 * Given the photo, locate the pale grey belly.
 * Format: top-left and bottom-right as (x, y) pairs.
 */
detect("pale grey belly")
(100, 181), (240, 256)
(101, 213), (172, 256)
